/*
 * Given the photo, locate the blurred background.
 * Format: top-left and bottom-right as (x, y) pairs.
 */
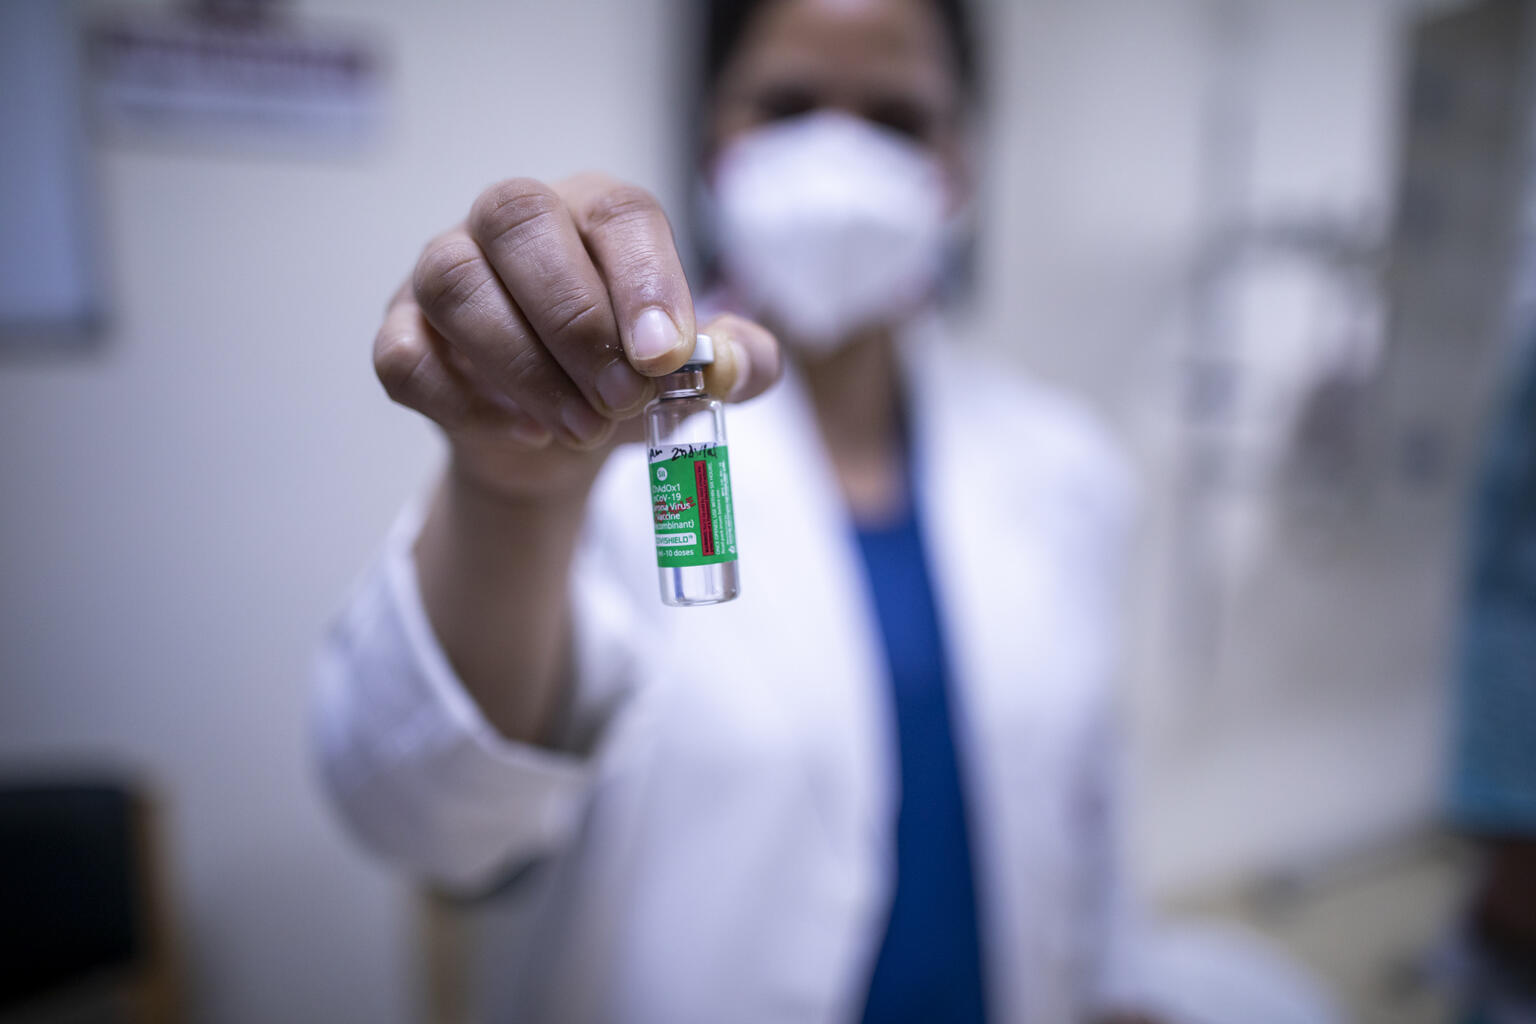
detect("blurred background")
(1, 0), (1531, 1020)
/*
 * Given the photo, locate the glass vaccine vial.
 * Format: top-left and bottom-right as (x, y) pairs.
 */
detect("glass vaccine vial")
(644, 333), (740, 606)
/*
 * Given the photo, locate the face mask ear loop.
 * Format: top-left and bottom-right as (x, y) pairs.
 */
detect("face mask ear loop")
(938, 193), (978, 307)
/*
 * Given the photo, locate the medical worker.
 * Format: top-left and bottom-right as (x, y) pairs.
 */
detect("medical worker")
(1448, 340), (1536, 1023)
(315, 1), (1329, 1021)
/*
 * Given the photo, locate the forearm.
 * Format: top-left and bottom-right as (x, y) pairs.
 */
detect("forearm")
(413, 460), (596, 746)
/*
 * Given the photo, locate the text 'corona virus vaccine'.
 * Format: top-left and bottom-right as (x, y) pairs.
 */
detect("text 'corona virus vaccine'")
(644, 334), (740, 606)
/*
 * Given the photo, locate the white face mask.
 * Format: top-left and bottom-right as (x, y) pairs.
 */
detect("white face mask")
(705, 111), (952, 352)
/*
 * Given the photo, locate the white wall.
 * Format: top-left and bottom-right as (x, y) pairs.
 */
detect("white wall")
(0, 1), (679, 1020)
(0, 0), (1464, 1020)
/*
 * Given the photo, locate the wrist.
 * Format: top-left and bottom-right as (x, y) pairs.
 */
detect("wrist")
(446, 444), (603, 513)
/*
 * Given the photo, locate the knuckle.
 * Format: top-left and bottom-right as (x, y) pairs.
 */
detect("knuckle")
(585, 183), (662, 232)
(470, 178), (563, 249)
(608, 241), (670, 283)
(543, 287), (607, 345)
(373, 330), (431, 407)
(493, 341), (558, 399)
(413, 239), (486, 319)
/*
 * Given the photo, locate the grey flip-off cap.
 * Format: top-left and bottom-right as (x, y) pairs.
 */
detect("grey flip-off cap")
(683, 333), (714, 368)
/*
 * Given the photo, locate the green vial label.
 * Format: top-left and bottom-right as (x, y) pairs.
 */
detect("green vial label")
(649, 443), (738, 568)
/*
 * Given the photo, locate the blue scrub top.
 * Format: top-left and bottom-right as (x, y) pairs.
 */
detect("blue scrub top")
(853, 476), (988, 1023)
(1452, 342), (1536, 834)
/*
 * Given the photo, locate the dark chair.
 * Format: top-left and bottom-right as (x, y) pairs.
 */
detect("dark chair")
(0, 781), (178, 1024)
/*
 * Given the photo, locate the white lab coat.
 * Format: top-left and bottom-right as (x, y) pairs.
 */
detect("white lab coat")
(314, 332), (1325, 1023)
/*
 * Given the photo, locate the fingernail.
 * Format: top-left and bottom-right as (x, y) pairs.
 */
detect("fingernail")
(724, 338), (752, 401)
(509, 418), (552, 447)
(595, 359), (650, 415)
(560, 398), (608, 445)
(631, 308), (681, 361)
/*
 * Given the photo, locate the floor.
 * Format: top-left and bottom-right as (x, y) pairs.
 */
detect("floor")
(1169, 830), (1477, 1024)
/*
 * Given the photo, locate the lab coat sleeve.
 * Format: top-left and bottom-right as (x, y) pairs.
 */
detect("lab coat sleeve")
(1010, 399), (1170, 1016)
(1075, 697), (1149, 1016)
(1061, 453), (1147, 1016)
(1063, 442), (1340, 1024)
(988, 376), (1145, 1012)
(312, 495), (642, 891)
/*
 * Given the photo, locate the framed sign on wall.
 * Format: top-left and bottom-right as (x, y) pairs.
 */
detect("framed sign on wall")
(0, 0), (104, 347)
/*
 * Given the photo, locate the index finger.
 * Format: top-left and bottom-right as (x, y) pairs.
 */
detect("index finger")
(699, 314), (781, 404)
(556, 174), (695, 377)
